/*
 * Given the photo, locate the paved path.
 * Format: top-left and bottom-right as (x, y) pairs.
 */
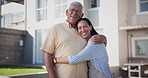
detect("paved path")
(0, 76), (9, 78)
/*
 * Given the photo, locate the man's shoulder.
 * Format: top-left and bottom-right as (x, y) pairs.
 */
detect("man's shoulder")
(47, 21), (68, 32)
(52, 22), (66, 28)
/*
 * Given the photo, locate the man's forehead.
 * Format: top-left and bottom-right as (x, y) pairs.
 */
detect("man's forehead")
(70, 4), (82, 9)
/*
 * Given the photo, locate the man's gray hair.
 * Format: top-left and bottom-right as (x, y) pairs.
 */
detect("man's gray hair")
(68, 1), (83, 9)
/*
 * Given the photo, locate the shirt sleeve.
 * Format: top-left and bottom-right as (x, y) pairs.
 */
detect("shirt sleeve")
(40, 27), (56, 54)
(68, 41), (106, 64)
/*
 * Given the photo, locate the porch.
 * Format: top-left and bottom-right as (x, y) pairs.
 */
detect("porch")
(119, 24), (148, 78)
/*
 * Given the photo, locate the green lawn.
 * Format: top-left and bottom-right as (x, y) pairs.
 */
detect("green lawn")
(0, 66), (47, 76)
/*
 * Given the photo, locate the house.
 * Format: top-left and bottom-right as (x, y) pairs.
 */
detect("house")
(1, 0), (148, 77)
(119, 0), (148, 64)
(1, 2), (25, 30)
(0, 0), (26, 65)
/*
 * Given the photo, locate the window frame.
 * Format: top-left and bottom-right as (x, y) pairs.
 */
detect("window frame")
(36, 0), (47, 22)
(131, 37), (148, 57)
(1, 12), (24, 27)
(90, 0), (100, 9)
(54, 0), (67, 19)
(136, 0), (148, 15)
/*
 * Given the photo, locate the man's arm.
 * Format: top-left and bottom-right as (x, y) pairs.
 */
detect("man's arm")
(90, 35), (107, 46)
(44, 52), (57, 78)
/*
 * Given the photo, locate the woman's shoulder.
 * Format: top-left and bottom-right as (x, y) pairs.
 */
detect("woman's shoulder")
(87, 40), (94, 45)
(88, 40), (105, 47)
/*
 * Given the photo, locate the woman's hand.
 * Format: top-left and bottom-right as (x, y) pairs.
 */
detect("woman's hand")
(90, 35), (107, 46)
(52, 57), (69, 64)
(53, 57), (57, 64)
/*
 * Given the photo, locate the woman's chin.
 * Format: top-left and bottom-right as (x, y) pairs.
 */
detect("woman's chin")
(81, 36), (88, 40)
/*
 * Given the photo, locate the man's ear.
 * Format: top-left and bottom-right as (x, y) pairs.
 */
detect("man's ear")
(81, 13), (84, 17)
(66, 9), (68, 16)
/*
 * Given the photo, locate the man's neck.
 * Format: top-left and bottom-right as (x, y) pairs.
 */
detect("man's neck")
(71, 24), (76, 29)
(66, 20), (76, 29)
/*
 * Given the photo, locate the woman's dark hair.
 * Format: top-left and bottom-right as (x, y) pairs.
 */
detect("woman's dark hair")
(76, 18), (98, 36)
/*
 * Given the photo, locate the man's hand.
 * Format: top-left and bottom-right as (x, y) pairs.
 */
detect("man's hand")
(90, 35), (107, 46)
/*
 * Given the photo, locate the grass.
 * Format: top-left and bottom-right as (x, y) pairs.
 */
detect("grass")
(0, 66), (47, 76)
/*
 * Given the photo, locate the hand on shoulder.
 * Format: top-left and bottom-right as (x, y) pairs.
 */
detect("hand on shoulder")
(90, 34), (107, 46)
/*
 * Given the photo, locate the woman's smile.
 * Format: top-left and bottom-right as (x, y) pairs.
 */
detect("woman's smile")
(77, 20), (92, 40)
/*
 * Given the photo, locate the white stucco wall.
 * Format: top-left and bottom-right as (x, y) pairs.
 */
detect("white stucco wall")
(100, 0), (119, 66)
(118, 0), (128, 66)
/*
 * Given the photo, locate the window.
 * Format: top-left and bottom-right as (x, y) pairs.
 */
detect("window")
(12, 12), (24, 23)
(36, 0), (47, 22)
(132, 37), (148, 57)
(91, 0), (100, 8)
(1, 14), (11, 27)
(138, 0), (148, 13)
(35, 29), (48, 64)
(1, 0), (10, 5)
(54, 0), (67, 18)
(88, 0), (101, 33)
(1, 12), (24, 27)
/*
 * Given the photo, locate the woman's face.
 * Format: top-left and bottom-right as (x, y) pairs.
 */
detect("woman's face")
(77, 20), (92, 40)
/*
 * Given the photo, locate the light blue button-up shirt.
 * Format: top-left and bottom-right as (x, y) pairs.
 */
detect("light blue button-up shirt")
(68, 41), (113, 78)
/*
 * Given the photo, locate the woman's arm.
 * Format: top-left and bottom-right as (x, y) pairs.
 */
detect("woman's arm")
(68, 41), (104, 64)
(54, 41), (106, 64)
(54, 41), (95, 64)
(54, 57), (69, 64)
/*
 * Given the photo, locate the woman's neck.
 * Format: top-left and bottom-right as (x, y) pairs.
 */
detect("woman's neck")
(86, 35), (92, 41)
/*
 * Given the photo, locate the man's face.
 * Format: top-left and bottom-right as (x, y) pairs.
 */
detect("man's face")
(66, 4), (84, 25)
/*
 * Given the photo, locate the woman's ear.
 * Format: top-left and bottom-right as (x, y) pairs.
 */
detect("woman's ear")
(90, 25), (93, 31)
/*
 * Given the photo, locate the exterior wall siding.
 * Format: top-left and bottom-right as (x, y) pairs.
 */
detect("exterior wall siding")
(0, 28), (26, 65)
(128, 0), (148, 25)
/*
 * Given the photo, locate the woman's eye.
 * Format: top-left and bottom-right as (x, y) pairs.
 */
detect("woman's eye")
(78, 27), (81, 30)
(84, 25), (88, 28)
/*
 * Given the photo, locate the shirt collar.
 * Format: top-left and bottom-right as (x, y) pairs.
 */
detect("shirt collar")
(64, 20), (74, 28)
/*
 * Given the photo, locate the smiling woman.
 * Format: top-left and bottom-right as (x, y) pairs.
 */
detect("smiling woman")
(0, 66), (46, 76)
